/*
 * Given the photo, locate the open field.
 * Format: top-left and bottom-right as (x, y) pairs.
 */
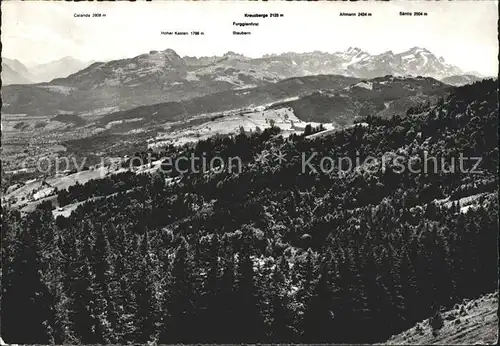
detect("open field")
(148, 105), (335, 148)
(2, 159), (126, 207)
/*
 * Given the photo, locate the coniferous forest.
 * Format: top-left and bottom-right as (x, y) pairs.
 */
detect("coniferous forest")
(1, 80), (498, 344)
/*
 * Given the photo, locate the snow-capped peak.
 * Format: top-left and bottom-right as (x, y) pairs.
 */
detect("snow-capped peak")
(346, 46), (363, 55)
(406, 47), (432, 55)
(222, 51), (247, 60)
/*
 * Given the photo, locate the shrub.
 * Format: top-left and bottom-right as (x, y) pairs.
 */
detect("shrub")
(445, 313), (455, 321)
(415, 323), (424, 335)
(430, 311), (444, 334)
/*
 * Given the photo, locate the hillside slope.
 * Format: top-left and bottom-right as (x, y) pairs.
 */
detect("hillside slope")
(385, 292), (498, 345)
(1, 62), (34, 85)
(1, 58), (37, 85)
(269, 75), (451, 123)
(97, 74), (360, 127)
(29, 56), (93, 82)
(1, 46), (467, 118)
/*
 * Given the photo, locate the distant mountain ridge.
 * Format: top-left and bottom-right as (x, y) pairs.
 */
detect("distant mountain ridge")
(2, 58), (37, 85)
(1, 47), (476, 118)
(1, 48), (283, 117)
(2, 61), (34, 85)
(30, 57), (94, 83)
(2, 56), (93, 85)
(181, 46), (467, 80)
(258, 46), (465, 79)
(181, 47), (467, 82)
(441, 74), (484, 86)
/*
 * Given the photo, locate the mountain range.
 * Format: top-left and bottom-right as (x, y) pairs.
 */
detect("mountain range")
(1, 57), (93, 85)
(2, 58), (38, 85)
(1, 47), (479, 118)
(183, 47), (466, 80)
(2, 62), (34, 85)
(260, 46), (465, 79)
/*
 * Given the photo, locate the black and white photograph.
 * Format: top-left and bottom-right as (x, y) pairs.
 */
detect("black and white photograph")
(1, 0), (498, 344)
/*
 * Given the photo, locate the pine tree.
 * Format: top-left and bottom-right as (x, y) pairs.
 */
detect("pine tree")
(398, 246), (421, 326)
(234, 233), (265, 342)
(201, 234), (220, 342)
(135, 232), (157, 342)
(298, 248), (316, 304)
(269, 263), (295, 342)
(91, 226), (112, 342)
(301, 259), (334, 342)
(160, 237), (195, 343)
(65, 232), (105, 344)
(1, 215), (56, 344)
(213, 243), (238, 343)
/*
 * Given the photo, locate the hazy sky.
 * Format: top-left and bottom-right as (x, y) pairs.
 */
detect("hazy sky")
(2, 0), (498, 76)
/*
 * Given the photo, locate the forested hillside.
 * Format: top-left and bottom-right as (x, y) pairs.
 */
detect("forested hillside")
(1, 79), (498, 344)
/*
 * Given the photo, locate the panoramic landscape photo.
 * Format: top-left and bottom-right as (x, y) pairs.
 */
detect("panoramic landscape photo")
(1, 1), (498, 345)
